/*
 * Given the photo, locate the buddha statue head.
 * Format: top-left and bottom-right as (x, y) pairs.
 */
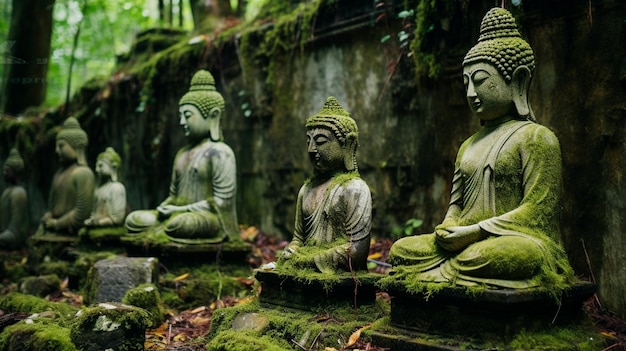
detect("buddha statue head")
(462, 7), (536, 122)
(178, 70), (225, 143)
(56, 117), (89, 166)
(96, 147), (121, 182)
(3, 147), (25, 183)
(305, 96), (359, 174)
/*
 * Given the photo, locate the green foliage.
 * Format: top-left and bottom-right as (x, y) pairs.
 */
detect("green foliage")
(410, 0), (455, 78)
(391, 218), (423, 239)
(46, 0), (164, 107)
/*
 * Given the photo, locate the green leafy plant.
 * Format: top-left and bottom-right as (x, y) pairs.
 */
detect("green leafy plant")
(391, 218), (423, 239)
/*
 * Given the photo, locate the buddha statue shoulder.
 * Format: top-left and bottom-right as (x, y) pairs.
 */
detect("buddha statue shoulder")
(39, 117), (96, 236)
(0, 147), (29, 249)
(125, 70), (239, 244)
(388, 7), (576, 290)
(84, 147), (127, 227)
(278, 97), (372, 274)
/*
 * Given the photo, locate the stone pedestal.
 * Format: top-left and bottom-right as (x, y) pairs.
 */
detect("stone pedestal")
(255, 270), (378, 310)
(369, 281), (598, 350)
(85, 256), (159, 304)
(27, 234), (80, 269)
(122, 236), (252, 265)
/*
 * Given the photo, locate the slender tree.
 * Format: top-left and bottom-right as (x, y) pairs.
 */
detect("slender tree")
(1, 0), (55, 115)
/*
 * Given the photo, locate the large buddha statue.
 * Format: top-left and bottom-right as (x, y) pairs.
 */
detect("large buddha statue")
(278, 97), (372, 274)
(84, 147), (127, 227)
(39, 117), (96, 236)
(125, 70), (239, 243)
(0, 147), (29, 249)
(388, 8), (576, 289)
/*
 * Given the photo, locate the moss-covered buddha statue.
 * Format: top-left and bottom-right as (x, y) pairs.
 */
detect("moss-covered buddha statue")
(278, 96), (372, 274)
(388, 8), (576, 290)
(39, 117), (96, 236)
(84, 147), (127, 227)
(0, 147), (29, 249)
(125, 70), (239, 244)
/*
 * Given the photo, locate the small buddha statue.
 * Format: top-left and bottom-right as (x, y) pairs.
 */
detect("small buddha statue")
(388, 8), (576, 289)
(278, 96), (372, 274)
(39, 117), (95, 236)
(125, 70), (239, 243)
(84, 147), (127, 227)
(0, 147), (29, 249)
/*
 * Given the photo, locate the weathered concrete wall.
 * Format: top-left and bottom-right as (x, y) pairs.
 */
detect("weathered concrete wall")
(1, 0), (625, 319)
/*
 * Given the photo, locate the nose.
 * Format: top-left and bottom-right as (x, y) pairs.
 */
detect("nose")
(307, 139), (316, 153)
(466, 81), (477, 99)
(179, 114), (187, 126)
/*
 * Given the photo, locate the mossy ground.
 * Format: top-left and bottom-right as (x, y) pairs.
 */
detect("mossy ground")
(208, 297), (389, 350)
(367, 316), (607, 351)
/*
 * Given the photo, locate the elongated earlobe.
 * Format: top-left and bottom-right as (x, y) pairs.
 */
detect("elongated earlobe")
(343, 133), (358, 171)
(208, 107), (222, 141)
(511, 66), (533, 120)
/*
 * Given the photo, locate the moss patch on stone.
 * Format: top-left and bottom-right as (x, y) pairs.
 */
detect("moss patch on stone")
(0, 322), (77, 351)
(0, 292), (78, 325)
(208, 297), (388, 350)
(122, 283), (165, 328)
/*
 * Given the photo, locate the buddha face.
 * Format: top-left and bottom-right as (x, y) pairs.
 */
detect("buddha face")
(55, 139), (78, 164)
(179, 104), (210, 142)
(95, 159), (114, 178)
(463, 62), (515, 121)
(2, 165), (15, 183)
(306, 127), (344, 174)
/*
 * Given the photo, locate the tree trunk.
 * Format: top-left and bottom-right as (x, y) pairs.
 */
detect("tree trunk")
(1, 0), (55, 115)
(188, 0), (233, 30)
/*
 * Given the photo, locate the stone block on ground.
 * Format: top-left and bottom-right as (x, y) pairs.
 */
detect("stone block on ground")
(85, 256), (158, 305)
(70, 302), (150, 351)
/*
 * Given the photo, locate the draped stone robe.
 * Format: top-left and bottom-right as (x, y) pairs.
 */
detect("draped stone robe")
(389, 119), (575, 288)
(287, 176), (372, 273)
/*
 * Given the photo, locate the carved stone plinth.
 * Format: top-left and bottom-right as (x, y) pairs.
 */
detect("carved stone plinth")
(368, 281), (597, 351)
(122, 236), (252, 265)
(255, 270), (379, 310)
(388, 281), (596, 336)
(27, 234), (80, 269)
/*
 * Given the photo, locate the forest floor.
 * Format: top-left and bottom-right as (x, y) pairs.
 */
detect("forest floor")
(1, 229), (626, 351)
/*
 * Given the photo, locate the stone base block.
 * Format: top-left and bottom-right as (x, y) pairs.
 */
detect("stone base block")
(255, 270), (379, 310)
(123, 237), (252, 265)
(85, 256), (159, 304)
(387, 281), (596, 338)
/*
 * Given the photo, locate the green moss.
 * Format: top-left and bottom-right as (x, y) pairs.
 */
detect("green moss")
(0, 292), (78, 326)
(79, 226), (128, 241)
(36, 261), (69, 278)
(72, 303), (150, 332)
(208, 297), (388, 350)
(0, 322), (77, 351)
(508, 325), (605, 351)
(409, 0), (455, 78)
(160, 263), (254, 310)
(367, 316), (606, 351)
(208, 329), (292, 351)
(122, 283), (165, 328)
